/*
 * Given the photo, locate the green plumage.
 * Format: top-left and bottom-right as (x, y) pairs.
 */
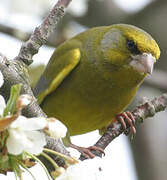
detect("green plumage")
(34, 24), (160, 136)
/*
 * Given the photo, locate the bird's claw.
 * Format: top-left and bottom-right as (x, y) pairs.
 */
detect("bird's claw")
(70, 144), (104, 159)
(116, 111), (136, 136)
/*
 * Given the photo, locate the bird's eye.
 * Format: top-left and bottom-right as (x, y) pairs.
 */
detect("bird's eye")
(127, 40), (140, 54)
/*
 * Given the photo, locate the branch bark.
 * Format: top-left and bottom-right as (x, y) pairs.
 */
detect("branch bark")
(80, 93), (167, 160)
(0, 0), (72, 171)
(0, 0), (167, 173)
(15, 0), (71, 65)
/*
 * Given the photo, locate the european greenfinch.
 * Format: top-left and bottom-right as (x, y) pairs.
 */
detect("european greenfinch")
(34, 24), (160, 155)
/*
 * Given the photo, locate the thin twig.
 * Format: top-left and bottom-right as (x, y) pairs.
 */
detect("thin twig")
(0, 1), (73, 171)
(0, 0), (72, 174)
(15, 0), (72, 65)
(80, 93), (167, 160)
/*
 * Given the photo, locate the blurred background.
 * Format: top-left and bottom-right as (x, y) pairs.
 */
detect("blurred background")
(0, 0), (167, 179)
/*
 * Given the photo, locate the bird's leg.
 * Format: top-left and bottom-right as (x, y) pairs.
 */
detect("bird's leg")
(116, 111), (136, 136)
(69, 143), (104, 159)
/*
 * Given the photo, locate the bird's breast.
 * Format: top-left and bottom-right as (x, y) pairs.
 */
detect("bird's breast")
(41, 58), (144, 135)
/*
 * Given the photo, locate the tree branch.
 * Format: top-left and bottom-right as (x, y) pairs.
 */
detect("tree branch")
(0, 52), (70, 174)
(0, 0), (72, 170)
(0, 52), (69, 151)
(1, 0), (167, 171)
(80, 93), (167, 160)
(15, 0), (71, 65)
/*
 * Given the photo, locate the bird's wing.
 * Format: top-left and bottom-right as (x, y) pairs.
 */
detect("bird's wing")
(34, 47), (81, 104)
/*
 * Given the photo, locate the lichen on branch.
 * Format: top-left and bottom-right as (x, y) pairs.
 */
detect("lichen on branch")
(15, 0), (72, 65)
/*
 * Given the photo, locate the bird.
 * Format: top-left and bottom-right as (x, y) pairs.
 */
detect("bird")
(34, 24), (160, 157)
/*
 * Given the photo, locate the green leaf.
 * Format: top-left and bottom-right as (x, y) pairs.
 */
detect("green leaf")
(3, 84), (22, 116)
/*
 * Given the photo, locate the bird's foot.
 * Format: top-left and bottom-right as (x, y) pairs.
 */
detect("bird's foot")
(116, 111), (136, 136)
(69, 143), (104, 159)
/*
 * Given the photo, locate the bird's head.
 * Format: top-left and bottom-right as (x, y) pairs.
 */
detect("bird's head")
(101, 24), (160, 75)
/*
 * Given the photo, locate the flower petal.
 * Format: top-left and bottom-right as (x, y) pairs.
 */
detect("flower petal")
(24, 131), (46, 155)
(0, 71), (4, 88)
(18, 94), (32, 107)
(6, 129), (28, 155)
(0, 95), (6, 116)
(48, 120), (67, 139)
(26, 117), (47, 130)
(10, 115), (47, 130)
(57, 158), (103, 180)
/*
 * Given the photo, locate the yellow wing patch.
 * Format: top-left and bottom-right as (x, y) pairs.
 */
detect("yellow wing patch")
(48, 48), (81, 95)
(37, 48), (81, 104)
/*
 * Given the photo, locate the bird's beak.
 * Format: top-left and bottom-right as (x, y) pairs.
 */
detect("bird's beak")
(130, 53), (156, 74)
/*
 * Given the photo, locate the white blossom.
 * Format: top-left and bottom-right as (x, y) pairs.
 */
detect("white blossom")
(47, 119), (67, 139)
(0, 71), (5, 117)
(0, 71), (4, 88)
(18, 94), (32, 107)
(6, 116), (47, 155)
(56, 157), (103, 180)
(0, 95), (6, 117)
